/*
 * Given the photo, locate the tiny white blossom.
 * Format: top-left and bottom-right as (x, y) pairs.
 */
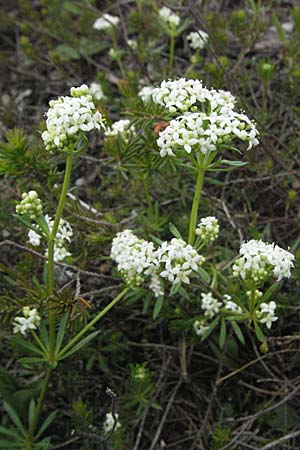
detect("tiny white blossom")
(127, 39), (138, 50)
(93, 14), (120, 31)
(138, 86), (156, 102)
(89, 82), (105, 101)
(223, 295), (243, 313)
(16, 191), (43, 220)
(28, 215), (73, 262)
(258, 301), (278, 329)
(187, 30), (209, 50)
(158, 6), (180, 28)
(196, 216), (219, 242)
(193, 319), (209, 336)
(13, 307), (41, 335)
(105, 119), (135, 140)
(103, 412), (120, 434)
(200, 292), (222, 319)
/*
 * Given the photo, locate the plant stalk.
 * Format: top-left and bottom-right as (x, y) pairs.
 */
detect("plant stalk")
(48, 152), (73, 357)
(168, 33), (175, 77)
(28, 368), (51, 440)
(188, 168), (205, 245)
(58, 287), (129, 358)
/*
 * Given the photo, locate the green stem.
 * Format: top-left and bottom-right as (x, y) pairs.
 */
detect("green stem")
(48, 152), (73, 357)
(168, 33), (175, 77)
(28, 368), (51, 439)
(58, 287), (129, 358)
(188, 168), (205, 245)
(143, 176), (153, 218)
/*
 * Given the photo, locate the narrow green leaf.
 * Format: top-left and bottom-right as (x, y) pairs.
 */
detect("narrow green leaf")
(58, 331), (100, 360)
(201, 316), (220, 342)
(169, 281), (181, 297)
(0, 440), (22, 448)
(221, 159), (248, 167)
(219, 317), (226, 348)
(39, 323), (49, 349)
(6, 336), (43, 355)
(168, 223), (183, 239)
(231, 321), (245, 345)
(254, 321), (265, 342)
(153, 295), (164, 320)
(28, 398), (36, 424)
(198, 267), (211, 284)
(55, 313), (69, 353)
(36, 411), (57, 439)
(0, 426), (20, 438)
(3, 402), (26, 436)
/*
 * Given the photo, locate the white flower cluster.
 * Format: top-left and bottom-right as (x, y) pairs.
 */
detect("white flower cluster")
(103, 412), (120, 434)
(187, 30), (209, 50)
(158, 6), (180, 28)
(105, 119), (135, 140)
(223, 294), (243, 313)
(127, 39), (138, 50)
(111, 231), (204, 296)
(232, 239), (294, 283)
(89, 82), (105, 101)
(157, 238), (205, 285)
(110, 230), (163, 296)
(200, 292), (242, 320)
(13, 307), (41, 336)
(200, 292), (222, 318)
(157, 110), (259, 157)
(196, 216), (219, 242)
(194, 293), (242, 336)
(16, 191), (42, 220)
(258, 301), (278, 329)
(93, 13), (120, 31)
(28, 215), (73, 262)
(152, 78), (236, 114)
(138, 86), (156, 102)
(193, 319), (209, 337)
(42, 84), (104, 152)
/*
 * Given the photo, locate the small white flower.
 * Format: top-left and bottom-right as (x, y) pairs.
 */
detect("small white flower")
(193, 319), (209, 336)
(127, 39), (138, 50)
(105, 119), (135, 140)
(200, 292), (222, 319)
(93, 14), (119, 31)
(138, 86), (156, 102)
(196, 216), (219, 242)
(28, 215), (73, 262)
(187, 30), (209, 50)
(89, 82), (105, 101)
(16, 191), (43, 220)
(103, 412), (120, 434)
(158, 6), (180, 28)
(13, 307), (41, 336)
(223, 295), (243, 314)
(258, 301), (278, 329)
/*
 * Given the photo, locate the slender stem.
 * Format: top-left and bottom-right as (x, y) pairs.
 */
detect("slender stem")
(28, 368), (51, 439)
(168, 33), (175, 77)
(188, 168), (205, 245)
(48, 152), (73, 358)
(58, 287), (129, 358)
